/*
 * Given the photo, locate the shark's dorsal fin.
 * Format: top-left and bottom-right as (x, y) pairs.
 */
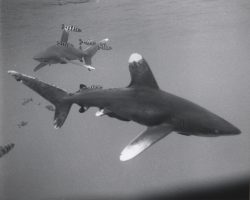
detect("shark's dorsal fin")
(127, 53), (159, 89)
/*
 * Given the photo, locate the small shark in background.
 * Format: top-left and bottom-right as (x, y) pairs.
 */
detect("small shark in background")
(33, 24), (112, 72)
(8, 53), (241, 161)
(17, 121), (28, 128)
(0, 143), (15, 158)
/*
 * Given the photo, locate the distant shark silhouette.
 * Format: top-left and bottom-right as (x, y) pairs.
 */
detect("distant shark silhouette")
(33, 24), (111, 72)
(8, 53), (240, 161)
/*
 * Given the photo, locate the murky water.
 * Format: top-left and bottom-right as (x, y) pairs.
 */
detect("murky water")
(1, 0), (250, 199)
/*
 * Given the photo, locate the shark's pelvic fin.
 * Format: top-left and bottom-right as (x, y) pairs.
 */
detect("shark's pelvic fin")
(120, 124), (173, 161)
(127, 53), (159, 89)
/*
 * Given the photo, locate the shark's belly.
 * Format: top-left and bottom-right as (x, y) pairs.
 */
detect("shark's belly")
(56, 46), (81, 60)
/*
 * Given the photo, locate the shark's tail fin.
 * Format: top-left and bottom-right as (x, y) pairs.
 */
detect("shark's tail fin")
(98, 38), (112, 50)
(8, 71), (72, 129)
(82, 38), (111, 70)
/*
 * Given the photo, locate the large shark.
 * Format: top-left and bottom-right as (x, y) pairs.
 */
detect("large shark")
(8, 53), (241, 161)
(33, 24), (112, 72)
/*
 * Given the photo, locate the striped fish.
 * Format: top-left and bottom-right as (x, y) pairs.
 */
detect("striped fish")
(98, 43), (112, 50)
(61, 24), (82, 32)
(89, 85), (103, 89)
(83, 39), (96, 46)
(56, 41), (74, 48)
(0, 143), (15, 158)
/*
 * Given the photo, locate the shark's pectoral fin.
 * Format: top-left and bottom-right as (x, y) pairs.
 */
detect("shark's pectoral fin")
(60, 57), (95, 71)
(120, 124), (173, 161)
(34, 63), (48, 72)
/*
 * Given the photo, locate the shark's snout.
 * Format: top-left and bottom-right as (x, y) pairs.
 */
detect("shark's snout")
(220, 124), (241, 135)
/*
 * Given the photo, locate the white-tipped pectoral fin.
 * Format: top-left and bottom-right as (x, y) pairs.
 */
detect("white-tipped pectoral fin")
(120, 124), (173, 161)
(84, 65), (95, 71)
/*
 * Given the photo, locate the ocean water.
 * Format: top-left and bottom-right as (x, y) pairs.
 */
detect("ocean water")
(1, 0), (250, 199)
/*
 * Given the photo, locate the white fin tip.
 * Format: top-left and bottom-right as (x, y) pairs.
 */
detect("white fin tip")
(7, 70), (18, 75)
(103, 38), (109, 42)
(95, 109), (105, 117)
(84, 65), (95, 70)
(129, 53), (142, 63)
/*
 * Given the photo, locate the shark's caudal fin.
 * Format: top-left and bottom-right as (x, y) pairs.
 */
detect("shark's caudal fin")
(83, 38), (112, 70)
(8, 71), (72, 129)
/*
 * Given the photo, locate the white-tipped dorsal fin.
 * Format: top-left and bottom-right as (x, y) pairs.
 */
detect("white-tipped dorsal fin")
(127, 53), (159, 89)
(120, 124), (173, 161)
(128, 53), (142, 63)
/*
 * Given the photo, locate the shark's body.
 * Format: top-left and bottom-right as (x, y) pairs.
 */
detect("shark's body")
(70, 87), (239, 136)
(8, 53), (240, 161)
(33, 24), (111, 71)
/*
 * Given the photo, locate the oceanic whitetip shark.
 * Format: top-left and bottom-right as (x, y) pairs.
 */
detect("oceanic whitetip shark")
(8, 53), (241, 161)
(33, 24), (112, 72)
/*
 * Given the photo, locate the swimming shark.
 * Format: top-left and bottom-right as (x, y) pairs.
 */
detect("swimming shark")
(33, 24), (111, 72)
(8, 53), (241, 161)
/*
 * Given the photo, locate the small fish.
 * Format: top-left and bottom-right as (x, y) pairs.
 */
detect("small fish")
(83, 39), (96, 46)
(0, 143), (15, 158)
(22, 98), (33, 106)
(98, 43), (112, 50)
(56, 41), (69, 47)
(61, 24), (82, 32)
(45, 105), (55, 112)
(17, 121), (28, 128)
(89, 85), (103, 89)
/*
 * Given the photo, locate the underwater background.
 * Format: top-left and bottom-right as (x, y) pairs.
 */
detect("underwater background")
(0, 0), (249, 199)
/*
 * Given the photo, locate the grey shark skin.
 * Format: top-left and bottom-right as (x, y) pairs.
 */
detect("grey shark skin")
(33, 26), (110, 71)
(8, 53), (241, 161)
